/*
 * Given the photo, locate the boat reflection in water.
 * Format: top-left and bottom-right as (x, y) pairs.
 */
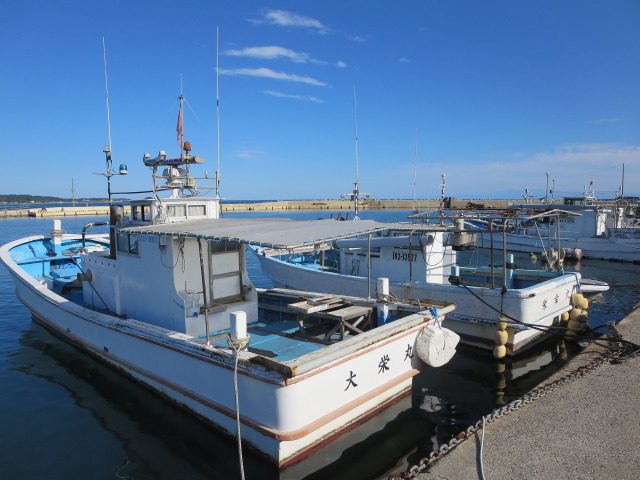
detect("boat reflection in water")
(11, 315), (578, 480)
(410, 337), (580, 459)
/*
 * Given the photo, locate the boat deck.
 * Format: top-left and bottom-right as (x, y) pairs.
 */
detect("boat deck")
(207, 320), (325, 361)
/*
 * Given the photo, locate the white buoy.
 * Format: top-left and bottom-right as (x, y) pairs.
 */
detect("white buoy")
(415, 325), (460, 367)
(230, 311), (248, 340)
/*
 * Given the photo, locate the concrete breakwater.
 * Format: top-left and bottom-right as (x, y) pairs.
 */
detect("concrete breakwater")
(0, 205), (132, 218)
(1, 198), (515, 218)
(221, 197), (513, 212)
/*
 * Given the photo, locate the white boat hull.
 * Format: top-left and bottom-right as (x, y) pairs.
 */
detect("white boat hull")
(475, 231), (640, 263)
(2, 235), (442, 467)
(255, 252), (580, 355)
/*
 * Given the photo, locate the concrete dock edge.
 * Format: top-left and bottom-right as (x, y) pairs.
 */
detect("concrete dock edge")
(411, 306), (640, 480)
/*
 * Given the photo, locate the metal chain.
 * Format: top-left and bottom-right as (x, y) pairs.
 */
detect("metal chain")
(388, 327), (635, 480)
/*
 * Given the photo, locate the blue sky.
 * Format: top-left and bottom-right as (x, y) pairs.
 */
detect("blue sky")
(1, 1), (638, 201)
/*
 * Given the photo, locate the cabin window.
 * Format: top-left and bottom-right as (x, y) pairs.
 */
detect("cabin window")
(117, 233), (128, 253)
(132, 206), (141, 221)
(167, 205), (186, 217)
(210, 240), (241, 253)
(188, 204), (207, 217)
(209, 240), (243, 303)
(142, 205), (151, 221)
(129, 235), (139, 254)
(116, 233), (139, 255)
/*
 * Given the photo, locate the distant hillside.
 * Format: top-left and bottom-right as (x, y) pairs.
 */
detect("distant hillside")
(0, 194), (109, 203)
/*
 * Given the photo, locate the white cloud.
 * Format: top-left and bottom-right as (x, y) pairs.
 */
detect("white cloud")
(407, 143), (640, 198)
(595, 118), (622, 124)
(336, 60), (347, 68)
(233, 149), (266, 160)
(263, 90), (325, 103)
(399, 57), (411, 63)
(251, 9), (329, 34)
(219, 67), (327, 86)
(224, 46), (321, 64)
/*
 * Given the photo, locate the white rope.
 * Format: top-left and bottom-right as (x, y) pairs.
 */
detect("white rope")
(228, 335), (250, 480)
(479, 415), (487, 480)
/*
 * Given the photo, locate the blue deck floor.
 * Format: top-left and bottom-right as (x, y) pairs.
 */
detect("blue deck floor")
(209, 320), (324, 361)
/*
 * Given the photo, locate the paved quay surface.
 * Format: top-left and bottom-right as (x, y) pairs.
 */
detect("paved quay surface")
(414, 306), (640, 480)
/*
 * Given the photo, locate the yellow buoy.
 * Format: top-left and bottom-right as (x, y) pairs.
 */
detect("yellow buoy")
(567, 319), (584, 331)
(494, 329), (508, 345)
(576, 310), (589, 324)
(561, 311), (570, 322)
(578, 296), (589, 310)
(496, 317), (508, 330)
(571, 293), (585, 307)
(569, 307), (583, 321)
(565, 319), (586, 340)
(493, 344), (507, 359)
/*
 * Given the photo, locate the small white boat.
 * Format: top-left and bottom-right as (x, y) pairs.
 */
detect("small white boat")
(579, 278), (611, 294)
(0, 147), (459, 467)
(466, 186), (640, 263)
(253, 217), (587, 357)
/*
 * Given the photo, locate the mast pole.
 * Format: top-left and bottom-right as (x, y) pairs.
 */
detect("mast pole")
(179, 75), (185, 154)
(340, 86), (368, 219)
(216, 26), (221, 198)
(412, 128), (418, 213)
(353, 85), (360, 219)
(102, 37), (114, 205)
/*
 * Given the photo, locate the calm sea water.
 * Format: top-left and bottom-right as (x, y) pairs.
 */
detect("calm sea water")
(1, 211), (638, 480)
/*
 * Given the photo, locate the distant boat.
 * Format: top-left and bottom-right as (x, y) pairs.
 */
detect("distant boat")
(464, 185), (640, 263)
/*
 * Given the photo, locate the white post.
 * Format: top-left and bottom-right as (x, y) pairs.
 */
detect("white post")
(52, 220), (62, 251)
(376, 277), (390, 325)
(230, 310), (248, 340)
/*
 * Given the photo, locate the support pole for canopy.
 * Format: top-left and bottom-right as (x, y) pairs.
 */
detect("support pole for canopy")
(489, 220), (495, 289)
(367, 233), (372, 299)
(502, 219), (508, 291)
(197, 238), (211, 344)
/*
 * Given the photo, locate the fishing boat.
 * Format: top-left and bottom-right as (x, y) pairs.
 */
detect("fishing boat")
(252, 216), (588, 358)
(0, 141), (461, 467)
(465, 184), (640, 263)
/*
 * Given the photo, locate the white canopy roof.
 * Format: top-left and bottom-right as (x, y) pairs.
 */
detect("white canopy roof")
(120, 218), (441, 250)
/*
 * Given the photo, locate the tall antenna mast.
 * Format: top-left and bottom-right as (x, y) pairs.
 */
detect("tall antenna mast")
(102, 37), (114, 205)
(102, 38), (113, 156)
(216, 26), (221, 198)
(95, 38), (127, 204)
(412, 128), (418, 214)
(341, 86), (369, 220)
(354, 85), (359, 188)
(178, 74), (185, 153)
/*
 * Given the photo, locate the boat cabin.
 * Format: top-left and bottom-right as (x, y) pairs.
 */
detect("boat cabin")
(129, 197), (220, 225)
(81, 218), (435, 339)
(332, 230), (455, 285)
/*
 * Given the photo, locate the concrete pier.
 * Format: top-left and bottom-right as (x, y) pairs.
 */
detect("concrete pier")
(412, 306), (640, 480)
(220, 198), (513, 213)
(1, 198), (515, 218)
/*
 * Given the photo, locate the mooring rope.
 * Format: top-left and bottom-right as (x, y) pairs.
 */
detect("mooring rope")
(228, 334), (250, 480)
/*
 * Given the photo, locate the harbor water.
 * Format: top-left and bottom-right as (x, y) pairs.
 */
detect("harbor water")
(1, 211), (638, 479)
